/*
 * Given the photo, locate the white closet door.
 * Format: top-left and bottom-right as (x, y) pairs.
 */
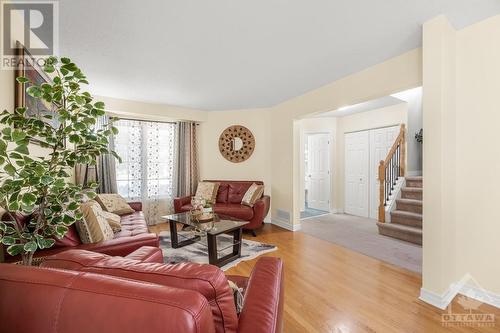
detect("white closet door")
(369, 126), (399, 219)
(345, 131), (369, 217)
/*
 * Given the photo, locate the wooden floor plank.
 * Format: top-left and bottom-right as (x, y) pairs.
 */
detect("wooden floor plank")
(150, 223), (499, 332)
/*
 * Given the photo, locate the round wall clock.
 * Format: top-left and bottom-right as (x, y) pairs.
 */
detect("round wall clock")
(218, 125), (255, 163)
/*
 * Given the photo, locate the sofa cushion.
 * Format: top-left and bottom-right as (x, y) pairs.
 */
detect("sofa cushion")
(216, 184), (229, 203)
(241, 183), (264, 207)
(215, 203), (254, 221)
(228, 183), (253, 204)
(76, 201), (114, 244)
(96, 194), (135, 215)
(113, 211), (149, 238)
(41, 250), (238, 333)
(102, 211), (121, 232)
(195, 181), (220, 203)
(125, 246), (164, 263)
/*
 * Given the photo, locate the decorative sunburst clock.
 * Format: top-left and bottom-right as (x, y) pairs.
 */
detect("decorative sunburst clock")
(218, 125), (255, 163)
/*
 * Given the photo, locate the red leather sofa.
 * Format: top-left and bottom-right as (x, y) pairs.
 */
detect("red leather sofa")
(1, 201), (158, 263)
(0, 247), (284, 333)
(174, 180), (270, 236)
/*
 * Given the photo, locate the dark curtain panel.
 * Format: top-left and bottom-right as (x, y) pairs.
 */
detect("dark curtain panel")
(174, 122), (199, 197)
(96, 115), (117, 193)
(75, 115), (117, 193)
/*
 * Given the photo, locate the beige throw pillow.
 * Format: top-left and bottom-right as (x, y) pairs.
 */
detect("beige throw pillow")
(76, 200), (115, 244)
(195, 182), (220, 203)
(102, 211), (122, 233)
(241, 183), (264, 207)
(96, 194), (135, 215)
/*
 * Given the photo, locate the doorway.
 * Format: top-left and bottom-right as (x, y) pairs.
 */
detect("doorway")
(345, 125), (399, 219)
(303, 133), (331, 217)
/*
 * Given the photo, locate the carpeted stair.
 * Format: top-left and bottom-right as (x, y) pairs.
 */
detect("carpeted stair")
(377, 176), (422, 245)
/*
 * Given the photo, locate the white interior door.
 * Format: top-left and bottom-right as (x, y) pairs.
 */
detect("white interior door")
(369, 126), (399, 219)
(306, 134), (330, 211)
(345, 131), (369, 217)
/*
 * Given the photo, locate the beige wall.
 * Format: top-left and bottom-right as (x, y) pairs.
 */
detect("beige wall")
(455, 14), (500, 296)
(422, 14), (500, 299)
(198, 109), (272, 196)
(270, 49), (422, 227)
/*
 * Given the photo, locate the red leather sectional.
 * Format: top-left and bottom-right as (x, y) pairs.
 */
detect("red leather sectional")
(0, 247), (284, 333)
(1, 201), (158, 263)
(174, 180), (271, 232)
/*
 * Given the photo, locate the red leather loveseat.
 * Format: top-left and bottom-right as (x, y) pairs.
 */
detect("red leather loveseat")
(0, 247), (284, 333)
(1, 201), (158, 263)
(174, 181), (270, 236)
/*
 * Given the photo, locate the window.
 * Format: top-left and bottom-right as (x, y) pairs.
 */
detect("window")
(113, 119), (176, 224)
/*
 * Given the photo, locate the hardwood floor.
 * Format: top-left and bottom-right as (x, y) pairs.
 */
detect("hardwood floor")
(150, 223), (500, 333)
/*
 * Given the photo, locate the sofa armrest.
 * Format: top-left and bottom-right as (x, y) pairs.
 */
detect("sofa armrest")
(253, 195), (270, 217)
(174, 195), (192, 213)
(77, 233), (159, 257)
(127, 201), (142, 212)
(238, 257), (284, 333)
(245, 195), (271, 230)
(125, 246), (164, 263)
(41, 249), (239, 333)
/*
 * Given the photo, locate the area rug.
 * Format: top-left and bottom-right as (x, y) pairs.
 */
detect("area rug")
(158, 231), (277, 271)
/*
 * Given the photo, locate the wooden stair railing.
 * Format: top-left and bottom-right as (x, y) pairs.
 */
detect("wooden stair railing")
(378, 124), (406, 222)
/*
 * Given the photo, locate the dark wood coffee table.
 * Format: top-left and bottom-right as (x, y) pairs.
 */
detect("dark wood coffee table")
(161, 212), (249, 267)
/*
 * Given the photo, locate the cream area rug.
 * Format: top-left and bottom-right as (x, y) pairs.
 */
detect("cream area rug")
(158, 231), (277, 271)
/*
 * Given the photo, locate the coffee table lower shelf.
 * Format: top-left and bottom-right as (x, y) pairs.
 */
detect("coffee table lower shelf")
(168, 219), (244, 267)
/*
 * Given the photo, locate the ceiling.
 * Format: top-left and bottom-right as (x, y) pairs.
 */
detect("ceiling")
(59, 1), (500, 111)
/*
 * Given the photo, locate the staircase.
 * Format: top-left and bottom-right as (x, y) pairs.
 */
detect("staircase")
(377, 176), (422, 245)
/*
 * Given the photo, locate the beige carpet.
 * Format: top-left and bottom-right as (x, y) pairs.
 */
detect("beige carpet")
(300, 214), (422, 273)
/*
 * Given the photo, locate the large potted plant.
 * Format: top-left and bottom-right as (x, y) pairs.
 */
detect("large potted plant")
(0, 57), (119, 265)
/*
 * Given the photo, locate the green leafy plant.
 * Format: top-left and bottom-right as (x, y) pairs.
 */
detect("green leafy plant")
(0, 57), (120, 265)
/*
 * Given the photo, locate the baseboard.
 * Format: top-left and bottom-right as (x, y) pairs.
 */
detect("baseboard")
(420, 275), (500, 310)
(407, 170), (422, 177)
(419, 287), (458, 310)
(460, 284), (500, 309)
(264, 216), (272, 224)
(271, 218), (301, 231)
(331, 208), (344, 214)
